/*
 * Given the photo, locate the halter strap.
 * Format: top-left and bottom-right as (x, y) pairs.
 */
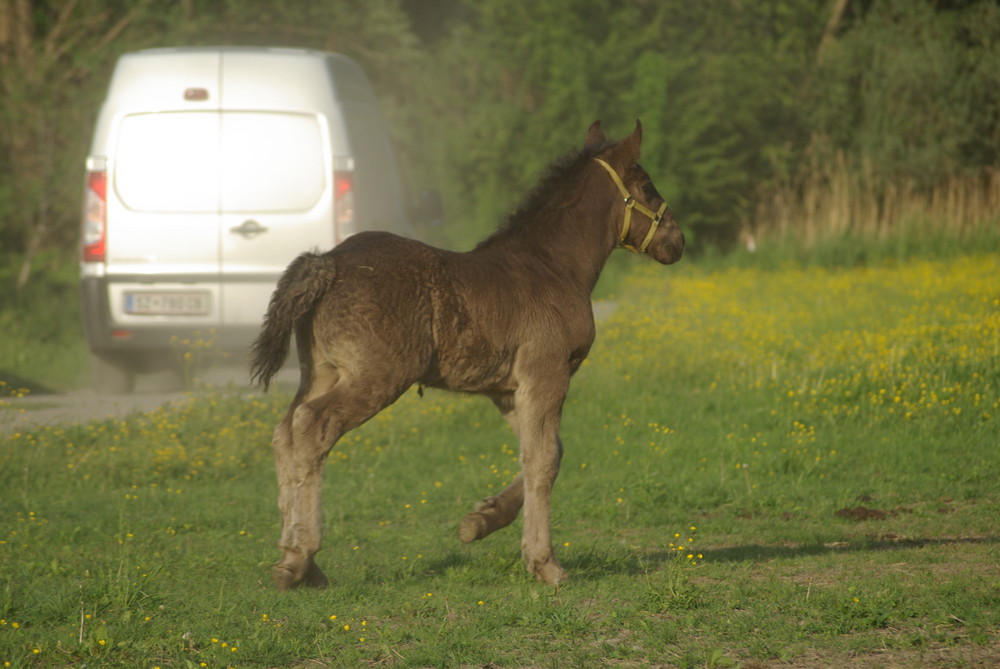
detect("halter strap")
(594, 158), (667, 254)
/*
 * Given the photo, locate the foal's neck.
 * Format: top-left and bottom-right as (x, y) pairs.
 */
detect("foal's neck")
(532, 177), (619, 293)
(473, 158), (621, 292)
(479, 202), (616, 294)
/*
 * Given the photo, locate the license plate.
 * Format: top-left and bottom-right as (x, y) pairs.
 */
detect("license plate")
(124, 291), (211, 315)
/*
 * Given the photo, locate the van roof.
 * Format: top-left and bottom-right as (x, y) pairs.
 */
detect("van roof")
(104, 46), (377, 113)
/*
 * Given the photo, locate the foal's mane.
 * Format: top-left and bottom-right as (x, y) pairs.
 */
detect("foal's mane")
(475, 140), (614, 249)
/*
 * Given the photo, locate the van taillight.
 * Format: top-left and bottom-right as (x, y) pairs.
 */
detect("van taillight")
(333, 170), (355, 244)
(83, 169), (107, 262)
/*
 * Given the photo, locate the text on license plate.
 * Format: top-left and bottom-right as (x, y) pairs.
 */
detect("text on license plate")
(124, 291), (211, 315)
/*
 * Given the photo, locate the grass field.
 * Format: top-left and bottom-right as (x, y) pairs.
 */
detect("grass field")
(1, 253), (998, 668)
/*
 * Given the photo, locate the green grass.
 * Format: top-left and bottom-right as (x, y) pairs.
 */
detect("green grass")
(0, 255), (89, 393)
(1, 253), (998, 667)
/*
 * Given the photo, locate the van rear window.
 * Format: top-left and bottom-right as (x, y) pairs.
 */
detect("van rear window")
(114, 112), (326, 214)
(115, 112), (220, 212)
(221, 112), (326, 213)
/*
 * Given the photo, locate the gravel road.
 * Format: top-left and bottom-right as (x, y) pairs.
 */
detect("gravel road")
(3, 301), (617, 433)
(2, 363), (298, 433)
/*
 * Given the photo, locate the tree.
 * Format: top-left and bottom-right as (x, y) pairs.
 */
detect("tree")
(408, 0), (827, 247)
(0, 0), (158, 289)
(810, 0), (1000, 187)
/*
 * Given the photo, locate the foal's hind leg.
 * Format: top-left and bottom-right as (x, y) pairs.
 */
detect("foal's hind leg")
(272, 413), (331, 590)
(460, 394), (525, 542)
(272, 365), (408, 591)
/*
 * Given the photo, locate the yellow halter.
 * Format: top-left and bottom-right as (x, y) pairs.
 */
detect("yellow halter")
(594, 158), (667, 254)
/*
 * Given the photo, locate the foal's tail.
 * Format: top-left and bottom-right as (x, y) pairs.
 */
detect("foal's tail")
(250, 251), (336, 390)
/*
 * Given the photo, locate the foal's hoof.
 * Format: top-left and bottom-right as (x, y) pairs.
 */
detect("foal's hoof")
(272, 564), (299, 592)
(459, 512), (488, 543)
(271, 559), (329, 591)
(528, 559), (568, 587)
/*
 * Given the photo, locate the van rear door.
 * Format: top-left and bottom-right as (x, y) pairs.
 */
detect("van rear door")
(109, 110), (221, 326)
(216, 51), (335, 327)
(104, 50), (222, 329)
(217, 111), (331, 326)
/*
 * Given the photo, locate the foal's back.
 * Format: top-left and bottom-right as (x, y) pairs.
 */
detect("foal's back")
(310, 230), (596, 396)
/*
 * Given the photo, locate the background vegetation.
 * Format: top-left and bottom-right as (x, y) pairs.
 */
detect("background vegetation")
(1, 0), (998, 279)
(2, 254), (997, 667)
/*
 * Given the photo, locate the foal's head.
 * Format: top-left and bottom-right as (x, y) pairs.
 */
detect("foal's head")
(587, 121), (685, 265)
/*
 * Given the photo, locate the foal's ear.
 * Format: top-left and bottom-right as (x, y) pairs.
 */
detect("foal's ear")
(585, 120), (607, 148)
(606, 119), (643, 168)
(620, 119), (643, 161)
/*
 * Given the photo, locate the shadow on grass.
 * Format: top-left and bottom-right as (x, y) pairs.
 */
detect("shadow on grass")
(701, 535), (999, 564)
(326, 535), (999, 585)
(0, 368), (55, 395)
(557, 535), (999, 580)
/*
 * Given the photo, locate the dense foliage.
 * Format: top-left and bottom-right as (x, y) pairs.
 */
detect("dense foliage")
(1, 0), (998, 285)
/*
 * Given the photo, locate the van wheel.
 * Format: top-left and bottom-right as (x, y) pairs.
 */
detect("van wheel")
(91, 354), (136, 394)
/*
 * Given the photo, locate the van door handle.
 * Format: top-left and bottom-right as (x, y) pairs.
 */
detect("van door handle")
(230, 219), (268, 239)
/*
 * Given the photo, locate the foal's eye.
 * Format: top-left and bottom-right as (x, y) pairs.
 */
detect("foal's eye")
(642, 183), (656, 198)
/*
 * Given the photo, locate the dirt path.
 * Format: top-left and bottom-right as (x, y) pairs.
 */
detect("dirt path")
(1, 364), (298, 433)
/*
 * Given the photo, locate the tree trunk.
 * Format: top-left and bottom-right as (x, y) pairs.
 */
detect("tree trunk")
(817, 0), (850, 64)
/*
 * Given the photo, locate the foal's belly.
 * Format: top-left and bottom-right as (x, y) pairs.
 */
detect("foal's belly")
(419, 343), (517, 394)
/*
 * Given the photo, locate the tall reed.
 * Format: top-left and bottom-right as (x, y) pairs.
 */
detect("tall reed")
(745, 151), (1000, 251)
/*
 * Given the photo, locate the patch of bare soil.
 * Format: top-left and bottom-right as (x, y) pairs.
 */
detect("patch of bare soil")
(835, 505), (890, 521)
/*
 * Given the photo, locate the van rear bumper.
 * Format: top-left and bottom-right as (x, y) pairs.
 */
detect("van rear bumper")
(80, 276), (261, 361)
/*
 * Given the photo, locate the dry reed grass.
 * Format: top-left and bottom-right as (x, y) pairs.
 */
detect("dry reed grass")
(745, 152), (1000, 249)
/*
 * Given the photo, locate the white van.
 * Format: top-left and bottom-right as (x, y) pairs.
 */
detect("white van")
(80, 47), (437, 392)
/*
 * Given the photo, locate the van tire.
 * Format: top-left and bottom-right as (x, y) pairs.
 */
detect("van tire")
(91, 353), (136, 394)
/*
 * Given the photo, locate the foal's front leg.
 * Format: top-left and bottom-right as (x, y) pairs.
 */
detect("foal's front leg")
(518, 390), (568, 586)
(459, 475), (524, 542)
